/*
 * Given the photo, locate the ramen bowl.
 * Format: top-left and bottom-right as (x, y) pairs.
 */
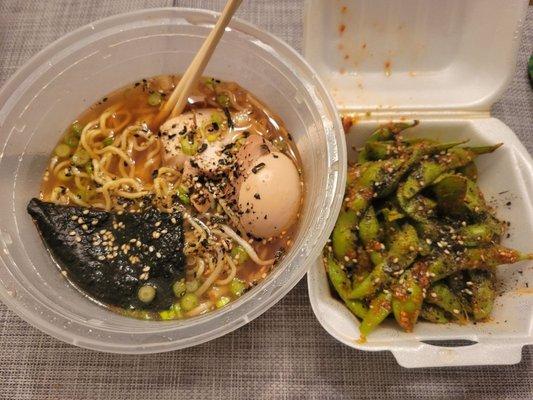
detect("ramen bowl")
(0, 8), (345, 353)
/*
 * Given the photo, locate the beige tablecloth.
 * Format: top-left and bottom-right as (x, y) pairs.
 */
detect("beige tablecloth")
(0, 1), (532, 399)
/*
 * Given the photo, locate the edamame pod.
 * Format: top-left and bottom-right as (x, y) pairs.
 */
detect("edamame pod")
(391, 269), (424, 331)
(399, 145), (501, 201)
(359, 291), (392, 338)
(426, 282), (468, 324)
(420, 304), (449, 324)
(349, 223), (419, 299)
(468, 270), (496, 321)
(358, 206), (384, 266)
(332, 210), (358, 261)
(324, 254), (368, 319)
(428, 245), (533, 281)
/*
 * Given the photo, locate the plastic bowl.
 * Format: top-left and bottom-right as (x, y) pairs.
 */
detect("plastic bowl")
(0, 8), (345, 353)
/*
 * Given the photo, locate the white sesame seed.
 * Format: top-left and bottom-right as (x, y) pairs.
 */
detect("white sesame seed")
(155, 221), (161, 227)
(453, 309), (460, 314)
(430, 292), (437, 298)
(69, 231), (76, 236)
(75, 236), (81, 243)
(152, 231), (161, 239)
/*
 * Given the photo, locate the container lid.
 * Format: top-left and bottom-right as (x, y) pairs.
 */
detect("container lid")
(303, 0), (528, 113)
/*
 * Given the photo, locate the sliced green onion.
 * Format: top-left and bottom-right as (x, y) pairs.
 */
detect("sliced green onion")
(85, 163), (94, 175)
(210, 111), (224, 125)
(231, 245), (249, 264)
(205, 77), (216, 88)
(159, 309), (177, 320)
(206, 132), (219, 143)
(72, 149), (90, 166)
(215, 296), (231, 309)
(185, 280), (199, 293)
(172, 279), (186, 298)
(229, 278), (246, 297)
(54, 143), (71, 158)
(180, 137), (198, 156)
(235, 137), (247, 148)
(65, 135), (80, 148)
(147, 92), (162, 106)
(71, 121), (83, 138)
(138, 285), (156, 303)
(176, 185), (190, 205)
(216, 94), (230, 108)
(171, 302), (183, 318)
(180, 293), (199, 312)
(103, 136), (114, 146)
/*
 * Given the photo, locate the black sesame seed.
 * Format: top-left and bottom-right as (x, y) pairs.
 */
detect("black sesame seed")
(198, 143), (208, 153)
(252, 163), (266, 174)
(254, 193), (261, 200)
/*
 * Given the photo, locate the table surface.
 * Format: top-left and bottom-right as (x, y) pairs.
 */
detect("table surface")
(0, 1), (532, 399)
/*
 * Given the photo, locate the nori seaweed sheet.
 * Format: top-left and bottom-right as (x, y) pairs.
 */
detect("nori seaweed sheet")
(27, 198), (185, 311)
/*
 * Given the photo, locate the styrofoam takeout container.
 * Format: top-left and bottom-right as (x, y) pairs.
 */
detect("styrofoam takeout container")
(304, 0), (532, 367)
(0, 8), (346, 353)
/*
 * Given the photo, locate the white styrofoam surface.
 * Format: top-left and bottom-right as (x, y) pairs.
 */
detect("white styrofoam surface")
(304, 0), (532, 367)
(307, 118), (533, 368)
(304, 0), (528, 112)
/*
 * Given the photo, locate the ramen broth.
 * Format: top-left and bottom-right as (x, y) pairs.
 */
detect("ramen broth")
(37, 75), (303, 320)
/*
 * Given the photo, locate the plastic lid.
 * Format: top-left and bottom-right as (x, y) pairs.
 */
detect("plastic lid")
(304, 0), (528, 113)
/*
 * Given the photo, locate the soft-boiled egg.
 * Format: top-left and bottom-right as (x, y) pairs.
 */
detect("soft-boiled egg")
(236, 135), (301, 238)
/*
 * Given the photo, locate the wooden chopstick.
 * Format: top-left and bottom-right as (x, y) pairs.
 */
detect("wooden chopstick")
(152, 0), (243, 129)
